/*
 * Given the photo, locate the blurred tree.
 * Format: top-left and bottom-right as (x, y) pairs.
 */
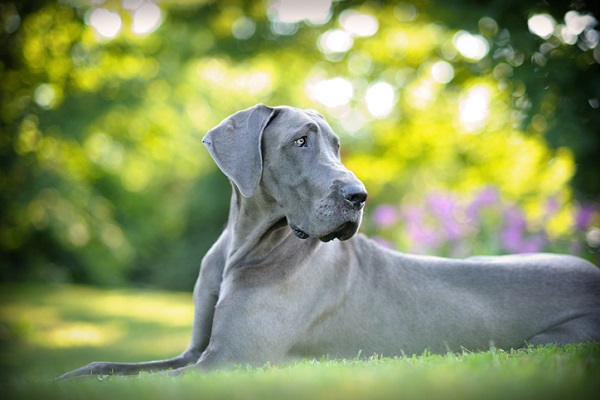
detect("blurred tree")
(0, 0), (598, 289)
(428, 0), (600, 198)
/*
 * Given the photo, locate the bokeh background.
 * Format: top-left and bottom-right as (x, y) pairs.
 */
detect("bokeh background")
(1, 0), (600, 292)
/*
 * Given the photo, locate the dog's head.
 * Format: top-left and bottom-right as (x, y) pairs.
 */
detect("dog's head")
(203, 104), (367, 242)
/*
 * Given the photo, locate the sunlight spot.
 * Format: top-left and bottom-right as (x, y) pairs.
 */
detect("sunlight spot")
(431, 61), (454, 84)
(35, 323), (124, 348)
(270, 21), (298, 35)
(101, 223), (125, 249)
(453, 31), (489, 61)
(587, 228), (600, 248)
(122, 156), (153, 192)
(340, 10), (378, 37)
(248, 72), (272, 94)
(584, 29), (599, 48)
(132, 3), (162, 35)
(84, 132), (124, 170)
(394, 3), (417, 22)
(479, 17), (498, 36)
(339, 107), (369, 134)
(365, 82), (396, 118)
(348, 51), (373, 75)
(86, 292), (193, 327)
(34, 84), (58, 109)
(527, 14), (555, 39)
(307, 77), (354, 108)
(564, 10), (596, 36)
(232, 16), (256, 39)
(270, 0), (331, 24)
(89, 8), (122, 39)
(199, 58), (229, 84)
(16, 116), (41, 154)
(122, 0), (144, 10)
(559, 25), (578, 44)
(5, 11), (20, 34)
(459, 85), (491, 132)
(318, 29), (354, 54)
(68, 222), (90, 247)
(408, 81), (435, 108)
(531, 114), (547, 132)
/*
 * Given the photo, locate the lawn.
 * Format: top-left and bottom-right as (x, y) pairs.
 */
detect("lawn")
(1, 284), (599, 400)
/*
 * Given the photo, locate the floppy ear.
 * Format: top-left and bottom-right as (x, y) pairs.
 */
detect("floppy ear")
(202, 104), (276, 197)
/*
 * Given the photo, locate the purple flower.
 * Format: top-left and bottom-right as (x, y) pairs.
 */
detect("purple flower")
(514, 234), (546, 254)
(575, 202), (597, 230)
(500, 207), (527, 252)
(500, 226), (522, 252)
(466, 186), (500, 220)
(543, 197), (560, 221)
(402, 204), (423, 225)
(426, 193), (469, 241)
(499, 206), (548, 253)
(372, 205), (399, 228)
(503, 207), (527, 230)
(426, 192), (457, 220)
(372, 236), (394, 249)
(401, 205), (442, 252)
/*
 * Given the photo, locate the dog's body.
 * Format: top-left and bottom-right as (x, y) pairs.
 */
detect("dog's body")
(57, 105), (600, 379)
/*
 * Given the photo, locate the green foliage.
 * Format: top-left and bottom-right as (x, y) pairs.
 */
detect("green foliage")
(1, 0), (599, 288)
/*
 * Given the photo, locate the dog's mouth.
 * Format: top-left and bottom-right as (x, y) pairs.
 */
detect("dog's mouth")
(291, 221), (358, 242)
(291, 226), (310, 239)
(319, 221), (359, 242)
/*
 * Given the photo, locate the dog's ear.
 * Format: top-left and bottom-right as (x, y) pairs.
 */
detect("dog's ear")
(203, 104), (276, 197)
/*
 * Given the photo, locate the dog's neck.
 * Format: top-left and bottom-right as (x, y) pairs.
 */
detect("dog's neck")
(224, 185), (296, 269)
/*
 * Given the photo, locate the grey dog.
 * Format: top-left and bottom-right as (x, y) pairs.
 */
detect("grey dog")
(57, 104), (600, 379)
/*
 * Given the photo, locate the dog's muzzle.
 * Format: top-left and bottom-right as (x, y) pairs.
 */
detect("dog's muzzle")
(290, 180), (367, 242)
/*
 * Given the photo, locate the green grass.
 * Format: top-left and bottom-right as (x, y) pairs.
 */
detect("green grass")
(1, 284), (599, 400)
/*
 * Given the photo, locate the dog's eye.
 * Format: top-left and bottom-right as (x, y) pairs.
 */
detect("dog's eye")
(294, 137), (307, 147)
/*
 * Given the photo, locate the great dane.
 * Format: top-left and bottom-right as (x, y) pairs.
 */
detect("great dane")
(57, 104), (600, 379)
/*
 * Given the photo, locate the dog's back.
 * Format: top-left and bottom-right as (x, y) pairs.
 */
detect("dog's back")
(302, 235), (600, 356)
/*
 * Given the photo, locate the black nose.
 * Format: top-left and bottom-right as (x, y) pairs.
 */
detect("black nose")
(342, 183), (368, 210)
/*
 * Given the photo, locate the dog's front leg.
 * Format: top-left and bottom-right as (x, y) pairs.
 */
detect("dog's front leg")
(54, 233), (229, 381)
(53, 279), (218, 380)
(169, 279), (310, 376)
